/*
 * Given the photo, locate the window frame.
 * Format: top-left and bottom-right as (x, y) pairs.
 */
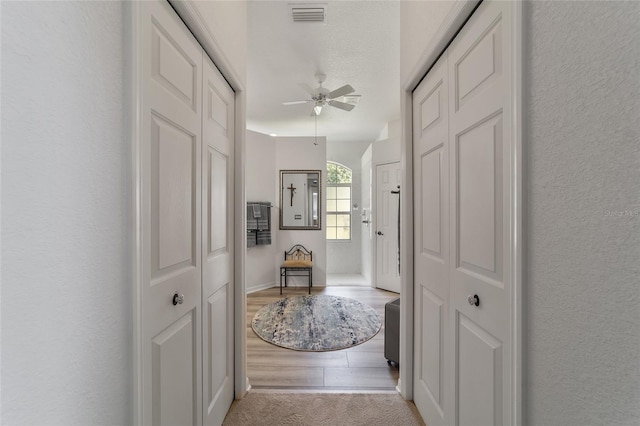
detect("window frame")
(326, 162), (352, 241)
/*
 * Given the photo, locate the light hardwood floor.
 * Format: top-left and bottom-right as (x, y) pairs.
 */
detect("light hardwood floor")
(247, 286), (400, 390)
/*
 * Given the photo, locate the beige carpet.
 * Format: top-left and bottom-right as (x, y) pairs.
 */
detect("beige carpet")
(222, 392), (425, 426)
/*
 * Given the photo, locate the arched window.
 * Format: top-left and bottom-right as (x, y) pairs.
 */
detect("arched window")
(326, 162), (352, 240)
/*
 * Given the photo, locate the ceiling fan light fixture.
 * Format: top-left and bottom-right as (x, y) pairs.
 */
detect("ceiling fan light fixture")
(313, 104), (323, 115)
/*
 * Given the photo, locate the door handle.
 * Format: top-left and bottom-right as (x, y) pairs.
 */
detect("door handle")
(467, 294), (480, 307)
(377, 231), (384, 236)
(173, 293), (184, 306)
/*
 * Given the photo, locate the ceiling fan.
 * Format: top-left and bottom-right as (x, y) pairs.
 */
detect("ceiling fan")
(283, 73), (358, 116)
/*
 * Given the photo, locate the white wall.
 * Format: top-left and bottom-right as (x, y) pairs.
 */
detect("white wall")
(245, 131), (279, 292)
(401, 1), (640, 424)
(1, 1), (247, 424)
(524, 2), (640, 424)
(326, 141), (371, 275)
(275, 137), (327, 286)
(190, 0), (247, 86)
(1, 2), (130, 424)
(400, 1), (455, 84)
(373, 138), (400, 165)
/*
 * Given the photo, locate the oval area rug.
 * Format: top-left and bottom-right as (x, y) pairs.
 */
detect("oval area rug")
(251, 294), (381, 351)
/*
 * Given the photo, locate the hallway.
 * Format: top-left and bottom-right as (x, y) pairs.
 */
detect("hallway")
(2, 1), (638, 424)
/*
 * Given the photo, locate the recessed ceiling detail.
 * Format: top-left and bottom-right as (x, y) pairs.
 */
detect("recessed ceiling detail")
(290, 3), (327, 22)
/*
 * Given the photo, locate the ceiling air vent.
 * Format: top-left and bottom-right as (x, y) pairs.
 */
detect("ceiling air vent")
(290, 3), (327, 23)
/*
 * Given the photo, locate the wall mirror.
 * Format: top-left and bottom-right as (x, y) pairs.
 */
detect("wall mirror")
(280, 170), (321, 230)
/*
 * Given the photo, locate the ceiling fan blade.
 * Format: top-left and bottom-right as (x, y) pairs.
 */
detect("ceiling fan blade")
(328, 100), (355, 111)
(327, 84), (354, 99)
(283, 100), (312, 105)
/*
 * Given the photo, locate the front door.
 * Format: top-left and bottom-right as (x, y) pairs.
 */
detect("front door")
(375, 161), (401, 293)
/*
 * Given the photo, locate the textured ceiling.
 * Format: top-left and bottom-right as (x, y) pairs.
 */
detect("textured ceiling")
(247, 1), (400, 145)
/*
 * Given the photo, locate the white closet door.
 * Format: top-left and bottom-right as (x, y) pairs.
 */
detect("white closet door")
(201, 54), (235, 426)
(448, 1), (513, 424)
(413, 1), (516, 424)
(141, 1), (203, 424)
(412, 53), (451, 425)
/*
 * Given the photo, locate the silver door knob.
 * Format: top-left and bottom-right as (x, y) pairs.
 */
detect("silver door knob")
(173, 293), (184, 306)
(467, 294), (479, 307)
(377, 231), (384, 235)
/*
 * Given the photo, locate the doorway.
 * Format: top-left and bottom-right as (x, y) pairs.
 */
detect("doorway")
(326, 160), (370, 287)
(374, 161), (401, 294)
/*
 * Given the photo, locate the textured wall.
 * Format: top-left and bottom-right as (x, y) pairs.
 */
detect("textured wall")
(275, 137), (328, 286)
(1, 2), (131, 424)
(191, 0), (247, 86)
(400, 0), (454, 84)
(524, 1), (640, 424)
(245, 131), (279, 292)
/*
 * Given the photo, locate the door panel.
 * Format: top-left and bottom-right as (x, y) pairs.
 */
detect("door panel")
(449, 1), (512, 423)
(206, 285), (229, 406)
(208, 147), (228, 255)
(375, 162), (401, 293)
(457, 313), (503, 426)
(152, 311), (198, 426)
(150, 20), (198, 111)
(202, 54), (235, 426)
(141, 1), (202, 425)
(456, 113), (504, 283)
(413, 52), (450, 425)
(420, 288), (444, 409)
(151, 114), (196, 273)
(420, 147), (444, 258)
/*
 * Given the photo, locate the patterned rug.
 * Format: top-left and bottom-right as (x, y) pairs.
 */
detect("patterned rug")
(251, 295), (382, 351)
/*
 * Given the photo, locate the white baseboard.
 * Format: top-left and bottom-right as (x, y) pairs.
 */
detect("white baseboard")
(246, 282), (276, 294)
(246, 282), (327, 294)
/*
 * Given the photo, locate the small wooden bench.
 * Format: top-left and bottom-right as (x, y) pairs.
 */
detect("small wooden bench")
(280, 245), (313, 295)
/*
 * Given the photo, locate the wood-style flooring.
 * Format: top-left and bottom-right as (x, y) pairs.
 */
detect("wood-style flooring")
(247, 286), (400, 390)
